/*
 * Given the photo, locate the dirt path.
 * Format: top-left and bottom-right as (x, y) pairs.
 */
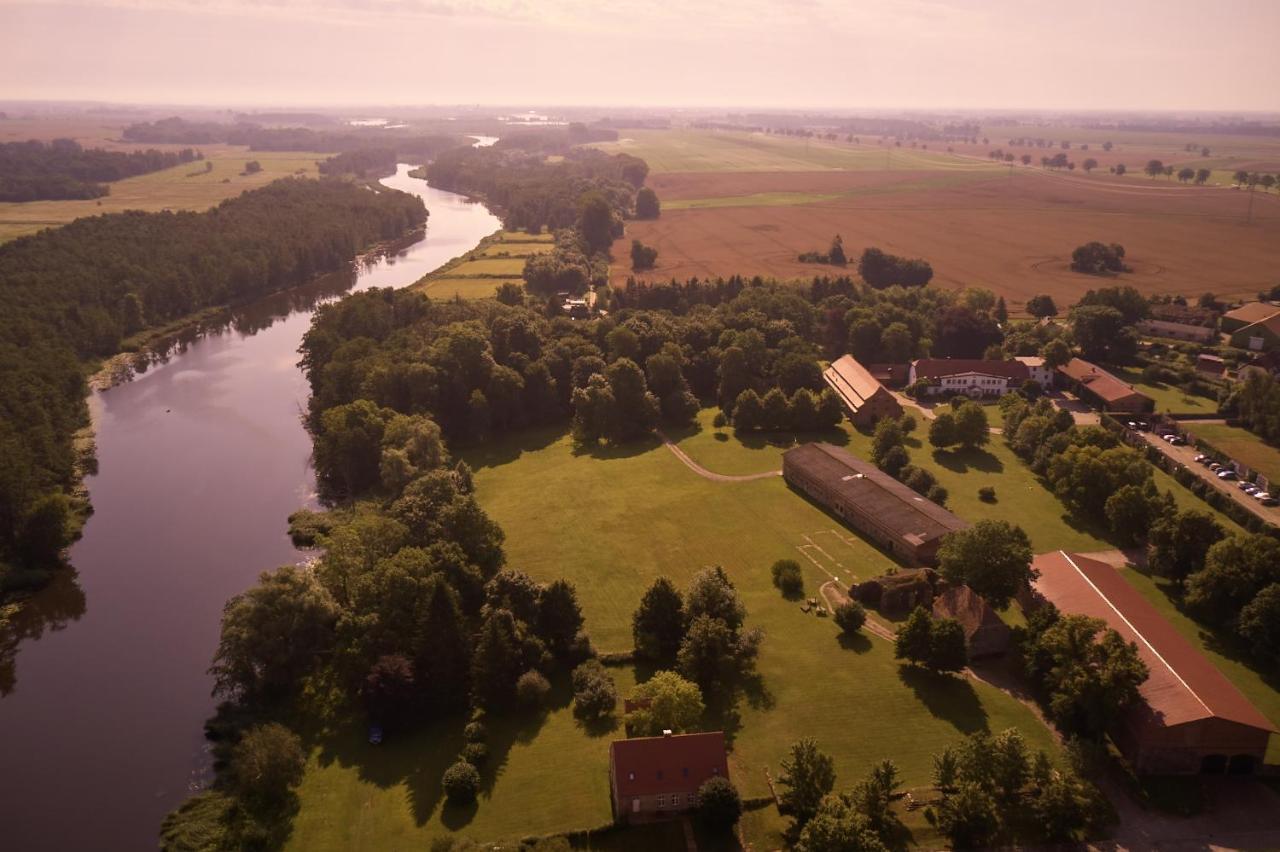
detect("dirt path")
(658, 432), (782, 482)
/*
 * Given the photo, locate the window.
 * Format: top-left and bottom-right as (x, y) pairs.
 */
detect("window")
(656, 770), (664, 780)
(671, 794), (682, 807)
(682, 767), (689, 778)
(627, 772), (635, 781)
(657, 795), (667, 808)
(689, 794), (699, 806)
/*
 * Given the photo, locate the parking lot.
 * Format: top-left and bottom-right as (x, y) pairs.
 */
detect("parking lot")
(1134, 426), (1280, 523)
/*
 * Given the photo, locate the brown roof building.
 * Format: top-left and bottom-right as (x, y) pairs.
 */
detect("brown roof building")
(783, 443), (968, 565)
(609, 731), (728, 821)
(1221, 302), (1280, 334)
(932, 584), (1011, 658)
(823, 355), (903, 426)
(1056, 358), (1154, 413)
(1029, 551), (1274, 775)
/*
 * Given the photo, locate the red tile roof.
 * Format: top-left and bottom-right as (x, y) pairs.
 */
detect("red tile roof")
(1030, 551), (1275, 733)
(1056, 358), (1149, 404)
(611, 732), (728, 798)
(912, 358), (1031, 381)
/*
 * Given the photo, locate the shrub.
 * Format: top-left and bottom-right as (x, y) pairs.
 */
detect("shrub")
(712, 411), (728, 429)
(442, 760), (481, 805)
(462, 742), (489, 766)
(515, 670), (551, 709)
(978, 486), (996, 503)
(463, 720), (487, 743)
(771, 559), (805, 597)
(834, 601), (867, 634)
(927, 484), (949, 506)
(697, 776), (743, 831)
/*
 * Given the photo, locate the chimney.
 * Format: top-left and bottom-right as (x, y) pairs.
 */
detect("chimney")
(662, 729), (673, 737)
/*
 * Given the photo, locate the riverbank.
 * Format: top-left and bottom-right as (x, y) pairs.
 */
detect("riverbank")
(408, 228), (552, 300)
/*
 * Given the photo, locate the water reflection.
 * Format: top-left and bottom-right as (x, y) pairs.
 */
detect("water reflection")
(0, 165), (501, 851)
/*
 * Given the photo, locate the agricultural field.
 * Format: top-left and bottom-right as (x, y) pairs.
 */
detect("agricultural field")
(409, 230), (551, 299)
(1186, 422), (1280, 484)
(0, 147), (327, 243)
(606, 128), (1280, 312)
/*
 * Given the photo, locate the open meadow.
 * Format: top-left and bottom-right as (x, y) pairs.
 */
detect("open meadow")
(1186, 421), (1280, 484)
(0, 147), (327, 243)
(409, 230), (552, 300)
(608, 129), (1280, 312)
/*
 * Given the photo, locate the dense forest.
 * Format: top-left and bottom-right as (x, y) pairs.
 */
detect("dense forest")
(316, 147), (399, 179)
(121, 116), (465, 159)
(424, 146), (648, 233)
(491, 122), (618, 153)
(0, 178), (426, 596)
(0, 139), (202, 201)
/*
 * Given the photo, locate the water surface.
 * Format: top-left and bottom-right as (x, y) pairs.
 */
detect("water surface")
(0, 165), (501, 851)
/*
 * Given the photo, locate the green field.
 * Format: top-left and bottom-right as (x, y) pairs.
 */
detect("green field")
(445, 258), (527, 277)
(0, 148), (327, 243)
(1108, 367), (1219, 415)
(417, 277), (519, 300)
(590, 129), (1004, 174)
(1188, 422), (1280, 484)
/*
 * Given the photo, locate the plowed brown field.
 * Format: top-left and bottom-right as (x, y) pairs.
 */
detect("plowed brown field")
(614, 169), (1280, 313)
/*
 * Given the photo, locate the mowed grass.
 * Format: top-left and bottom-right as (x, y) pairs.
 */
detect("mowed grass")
(287, 667), (638, 851)
(0, 148), (327, 243)
(463, 426), (1059, 797)
(445, 258), (527, 277)
(418, 278), (519, 300)
(590, 129), (1002, 174)
(476, 242), (552, 258)
(663, 170), (1007, 211)
(1189, 422), (1280, 483)
(1108, 367), (1219, 415)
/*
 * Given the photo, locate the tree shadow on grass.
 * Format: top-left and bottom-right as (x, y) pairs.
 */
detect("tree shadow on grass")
(573, 434), (663, 461)
(897, 665), (988, 735)
(930, 447), (1003, 474)
(837, 631), (873, 653)
(460, 424), (565, 470)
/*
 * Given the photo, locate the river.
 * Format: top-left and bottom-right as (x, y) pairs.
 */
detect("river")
(0, 165), (502, 852)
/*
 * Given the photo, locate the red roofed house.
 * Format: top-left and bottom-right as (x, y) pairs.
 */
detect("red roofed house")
(1028, 551), (1275, 775)
(1056, 358), (1154, 414)
(609, 731), (729, 821)
(823, 355), (903, 426)
(909, 358), (1048, 398)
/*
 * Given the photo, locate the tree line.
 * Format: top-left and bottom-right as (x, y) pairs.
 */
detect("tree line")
(0, 139), (202, 201)
(121, 116), (465, 159)
(0, 178), (426, 605)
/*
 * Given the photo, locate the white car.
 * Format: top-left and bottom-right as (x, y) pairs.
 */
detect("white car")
(1218, 470), (1238, 480)
(1240, 482), (1258, 493)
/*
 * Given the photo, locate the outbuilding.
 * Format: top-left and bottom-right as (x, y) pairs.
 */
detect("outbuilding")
(783, 443), (968, 565)
(823, 355), (903, 426)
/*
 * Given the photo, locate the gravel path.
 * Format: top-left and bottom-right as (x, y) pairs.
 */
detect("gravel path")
(658, 432), (782, 482)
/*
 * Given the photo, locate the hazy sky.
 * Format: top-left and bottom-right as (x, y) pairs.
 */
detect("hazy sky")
(3, 0), (1279, 111)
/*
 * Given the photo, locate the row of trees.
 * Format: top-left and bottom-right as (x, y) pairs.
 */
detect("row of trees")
(777, 730), (1108, 850)
(0, 138), (202, 201)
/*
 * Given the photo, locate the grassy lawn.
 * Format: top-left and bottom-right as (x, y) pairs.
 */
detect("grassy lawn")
(463, 426), (1059, 791)
(445, 258), (528, 277)
(1187, 422), (1280, 484)
(417, 277), (519, 300)
(477, 242), (553, 258)
(589, 129), (1002, 174)
(0, 148), (326, 243)
(288, 667), (638, 851)
(1108, 367), (1219, 415)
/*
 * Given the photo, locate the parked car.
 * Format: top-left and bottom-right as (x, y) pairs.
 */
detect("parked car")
(1209, 462), (1223, 472)
(1260, 497), (1279, 507)
(1239, 482), (1258, 493)
(1194, 453), (1208, 463)
(1254, 490), (1275, 502)
(1167, 436), (1186, 445)
(1218, 470), (1238, 480)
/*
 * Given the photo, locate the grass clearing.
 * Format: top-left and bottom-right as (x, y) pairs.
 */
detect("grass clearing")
(476, 242), (552, 258)
(1108, 367), (1219, 415)
(590, 129), (1001, 174)
(417, 278), (519, 300)
(0, 148), (327, 243)
(1187, 422), (1280, 483)
(445, 258), (527, 277)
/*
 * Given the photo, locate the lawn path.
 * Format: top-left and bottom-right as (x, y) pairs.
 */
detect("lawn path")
(658, 431), (782, 482)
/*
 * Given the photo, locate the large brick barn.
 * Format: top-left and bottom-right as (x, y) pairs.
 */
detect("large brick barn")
(1030, 551), (1275, 775)
(783, 442), (968, 565)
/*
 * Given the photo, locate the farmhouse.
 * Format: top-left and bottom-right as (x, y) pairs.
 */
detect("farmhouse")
(908, 358), (1047, 398)
(1056, 358), (1154, 413)
(1228, 312), (1280, 353)
(1136, 318), (1217, 343)
(823, 355), (903, 426)
(1028, 551), (1274, 775)
(782, 443), (968, 565)
(932, 584), (1011, 658)
(1220, 301), (1279, 334)
(609, 731), (729, 821)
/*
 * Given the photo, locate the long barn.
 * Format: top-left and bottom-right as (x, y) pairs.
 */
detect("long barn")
(782, 442), (967, 565)
(1030, 551), (1274, 775)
